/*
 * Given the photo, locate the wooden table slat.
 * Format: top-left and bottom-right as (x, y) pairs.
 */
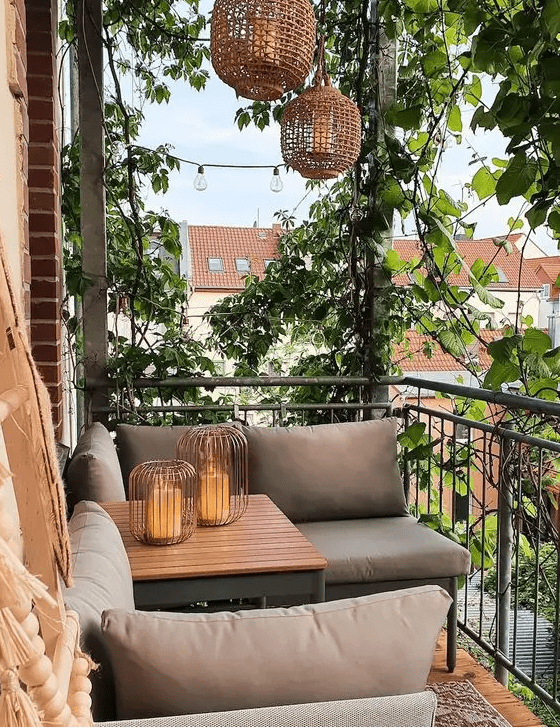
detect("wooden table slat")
(101, 495), (328, 582)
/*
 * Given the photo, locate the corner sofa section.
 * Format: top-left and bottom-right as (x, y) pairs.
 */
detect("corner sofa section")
(65, 502), (447, 725)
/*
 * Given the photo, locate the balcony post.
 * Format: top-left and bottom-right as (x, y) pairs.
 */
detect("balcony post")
(496, 425), (514, 685)
(77, 0), (109, 427)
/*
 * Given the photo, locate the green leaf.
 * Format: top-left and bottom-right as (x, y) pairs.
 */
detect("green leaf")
(439, 329), (464, 357)
(471, 167), (496, 200)
(542, 0), (560, 38)
(483, 360), (521, 389)
(390, 105), (423, 130)
(522, 328), (552, 354)
(464, 77), (482, 106)
(448, 105), (462, 133)
(402, 421), (426, 445)
(549, 209), (560, 233)
(495, 154), (537, 205)
(422, 51), (448, 77)
(526, 201), (549, 230)
(403, 0), (438, 12)
(507, 216), (524, 231)
(487, 335), (521, 363)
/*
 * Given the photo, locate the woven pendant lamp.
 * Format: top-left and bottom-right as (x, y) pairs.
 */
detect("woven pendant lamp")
(281, 37), (362, 179)
(210, 0), (316, 101)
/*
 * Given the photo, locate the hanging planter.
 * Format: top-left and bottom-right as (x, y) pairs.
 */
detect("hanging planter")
(280, 38), (362, 179)
(210, 0), (316, 101)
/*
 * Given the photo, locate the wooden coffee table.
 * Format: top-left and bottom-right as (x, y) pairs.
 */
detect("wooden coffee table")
(102, 494), (327, 610)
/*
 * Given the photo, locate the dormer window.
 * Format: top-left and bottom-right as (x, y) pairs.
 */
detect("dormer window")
(496, 267), (508, 283)
(208, 257), (224, 272)
(235, 258), (250, 273)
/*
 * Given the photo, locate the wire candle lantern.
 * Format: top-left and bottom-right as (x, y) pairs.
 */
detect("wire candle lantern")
(177, 425), (248, 526)
(210, 0), (316, 101)
(281, 36), (362, 179)
(129, 460), (197, 545)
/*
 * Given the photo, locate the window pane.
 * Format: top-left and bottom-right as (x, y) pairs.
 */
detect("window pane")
(235, 258), (250, 272)
(264, 259), (276, 269)
(208, 257), (224, 272)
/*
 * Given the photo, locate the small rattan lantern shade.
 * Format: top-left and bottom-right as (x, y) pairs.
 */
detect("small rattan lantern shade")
(280, 42), (362, 179)
(177, 425), (248, 526)
(129, 460), (197, 545)
(210, 0), (316, 101)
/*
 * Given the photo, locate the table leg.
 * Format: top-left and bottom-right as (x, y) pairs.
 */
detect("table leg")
(313, 572), (325, 602)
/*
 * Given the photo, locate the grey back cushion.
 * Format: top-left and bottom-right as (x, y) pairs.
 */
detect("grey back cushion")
(102, 585), (451, 721)
(116, 425), (196, 490)
(64, 501), (135, 722)
(240, 418), (408, 522)
(66, 423), (125, 510)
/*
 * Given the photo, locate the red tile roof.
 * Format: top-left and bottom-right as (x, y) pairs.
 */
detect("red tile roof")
(394, 329), (504, 372)
(392, 234), (541, 289)
(188, 226), (540, 292)
(526, 257), (560, 287)
(189, 225), (281, 290)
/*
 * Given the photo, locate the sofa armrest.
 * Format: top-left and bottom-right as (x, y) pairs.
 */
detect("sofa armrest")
(97, 691), (438, 727)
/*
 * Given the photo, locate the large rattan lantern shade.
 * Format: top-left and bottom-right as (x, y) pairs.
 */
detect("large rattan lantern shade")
(177, 425), (248, 526)
(281, 42), (362, 179)
(210, 0), (316, 101)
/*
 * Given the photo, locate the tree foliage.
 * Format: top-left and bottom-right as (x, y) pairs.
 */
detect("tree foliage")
(208, 0), (560, 401)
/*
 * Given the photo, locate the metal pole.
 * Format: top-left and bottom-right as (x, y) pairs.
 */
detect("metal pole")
(496, 425), (514, 685)
(69, 43), (85, 438)
(77, 0), (108, 426)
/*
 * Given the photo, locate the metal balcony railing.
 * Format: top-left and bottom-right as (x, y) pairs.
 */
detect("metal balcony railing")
(88, 374), (560, 712)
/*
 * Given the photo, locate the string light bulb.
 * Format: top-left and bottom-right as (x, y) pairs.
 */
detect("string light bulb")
(270, 167), (284, 193)
(194, 165), (207, 191)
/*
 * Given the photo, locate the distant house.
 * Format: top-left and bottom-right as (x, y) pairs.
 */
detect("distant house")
(525, 256), (560, 330)
(180, 222), (282, 343)
(393, 234), (542, 330)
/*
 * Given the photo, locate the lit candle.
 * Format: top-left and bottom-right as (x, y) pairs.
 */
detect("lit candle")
(198, 459), (230, 525)
(251, 16), (278, 64)
(146, 482), (183, 543)
(313, 113), (332, 154)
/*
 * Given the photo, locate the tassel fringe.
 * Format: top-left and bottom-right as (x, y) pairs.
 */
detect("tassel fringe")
(0, 608), (37, 668)
(0, 536), (55, 608)
(0, 669), (42, 727)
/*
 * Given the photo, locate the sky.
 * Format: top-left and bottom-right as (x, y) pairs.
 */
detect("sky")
(137, 5), (557, 254)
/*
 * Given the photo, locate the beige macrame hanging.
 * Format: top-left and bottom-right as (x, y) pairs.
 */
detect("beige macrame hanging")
(0, 234), (94, 726)
(281, 36), (362, 179)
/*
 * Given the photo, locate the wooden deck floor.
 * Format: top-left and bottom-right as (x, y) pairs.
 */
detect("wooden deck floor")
(428, 633), (544, 726)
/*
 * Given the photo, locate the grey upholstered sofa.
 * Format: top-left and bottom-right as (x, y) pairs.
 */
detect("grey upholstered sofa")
(64, 502), (449, 725)
(66, 418), (470, 674)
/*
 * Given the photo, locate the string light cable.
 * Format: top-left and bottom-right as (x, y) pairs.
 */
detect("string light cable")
(130, 144), (286, 192)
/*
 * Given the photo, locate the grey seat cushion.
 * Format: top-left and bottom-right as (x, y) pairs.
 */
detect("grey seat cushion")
(66, 423), (125, 510)
(102, 585), (451, 720)
(297, 516), (471, 584)
(64, 501), (135, 722)
(97, 691), (438, 727)
(240, 419), (408, 522)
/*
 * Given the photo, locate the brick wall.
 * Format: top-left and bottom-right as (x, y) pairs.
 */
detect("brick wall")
(26, 0), (63, 439)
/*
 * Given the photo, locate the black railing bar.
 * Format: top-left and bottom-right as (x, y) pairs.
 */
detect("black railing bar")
(87, 374), (560, 415)
(87, 376), (396, 389)
(400, 376), (560, 416)
(405, 404), (560, 453)
(92, 402), (393, 414)
(459, 623), (560, 710)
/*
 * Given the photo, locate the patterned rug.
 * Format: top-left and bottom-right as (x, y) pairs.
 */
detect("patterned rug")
(430, 681), (511, 727)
